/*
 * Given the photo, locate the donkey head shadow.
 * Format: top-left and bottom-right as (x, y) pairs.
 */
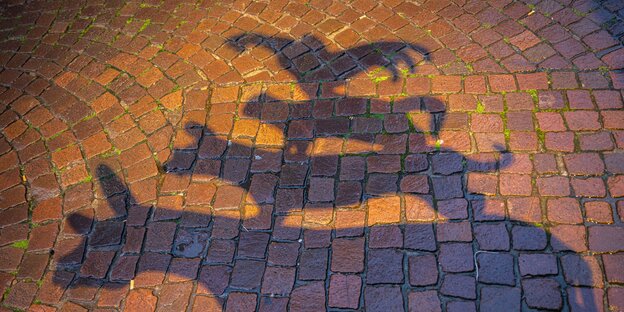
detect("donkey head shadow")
(222, 32), (430, 82)
(53, 34), (600, 311)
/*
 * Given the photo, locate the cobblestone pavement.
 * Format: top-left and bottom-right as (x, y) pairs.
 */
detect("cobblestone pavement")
(1, 0), (624, 311)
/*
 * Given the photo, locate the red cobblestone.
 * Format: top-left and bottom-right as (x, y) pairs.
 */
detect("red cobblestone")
(516, 72), (549, 90)
(328, 274), (361, 309)
(551, 225), (587, 252)
(408, 291), (441, 312)
(440, 274), (476, 299)
(124, 289), (157, 312)
(585, 201), (613, 223)
(431, 76), (461, 93)
(589, 225), (624, 252)
(602, 254), (624, 283)
(489, 74), (516, 92)
(365, 286), (404, 311)
(290, 282), (326, 311)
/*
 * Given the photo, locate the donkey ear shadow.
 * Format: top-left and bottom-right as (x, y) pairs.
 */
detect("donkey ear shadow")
(96, 164), (117, 181)
(160, 122), (207, 173)
(492, 143), (508, 153)
(493, 143), (511, 170)
(183, 121), (204, 129)
(95, 164), (127, 198)
(66, 213), (93, 233)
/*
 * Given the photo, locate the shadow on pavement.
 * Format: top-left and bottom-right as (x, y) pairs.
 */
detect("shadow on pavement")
(53, 34), (600, 311)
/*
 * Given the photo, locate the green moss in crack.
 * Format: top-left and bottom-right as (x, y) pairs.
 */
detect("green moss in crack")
(475, 102), (486, 114)
(138, 19), (151, 33)
(11, 240), (28, 250)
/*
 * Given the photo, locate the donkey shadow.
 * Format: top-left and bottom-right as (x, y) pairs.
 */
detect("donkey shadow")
(52, 34), (600, 311)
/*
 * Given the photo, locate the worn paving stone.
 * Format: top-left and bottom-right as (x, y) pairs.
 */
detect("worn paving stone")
(479, 286), (521, 312)
(522, 278), (562, 310)
(0, 0), (622, 310)
(328, 274), (361, 309)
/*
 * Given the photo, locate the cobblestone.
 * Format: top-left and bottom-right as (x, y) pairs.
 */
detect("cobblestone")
(1, 0), (623, 310)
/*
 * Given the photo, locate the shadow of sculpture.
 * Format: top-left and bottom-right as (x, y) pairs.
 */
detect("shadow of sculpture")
(51, 34), (601, 312)
(221, 32), (430, 82)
